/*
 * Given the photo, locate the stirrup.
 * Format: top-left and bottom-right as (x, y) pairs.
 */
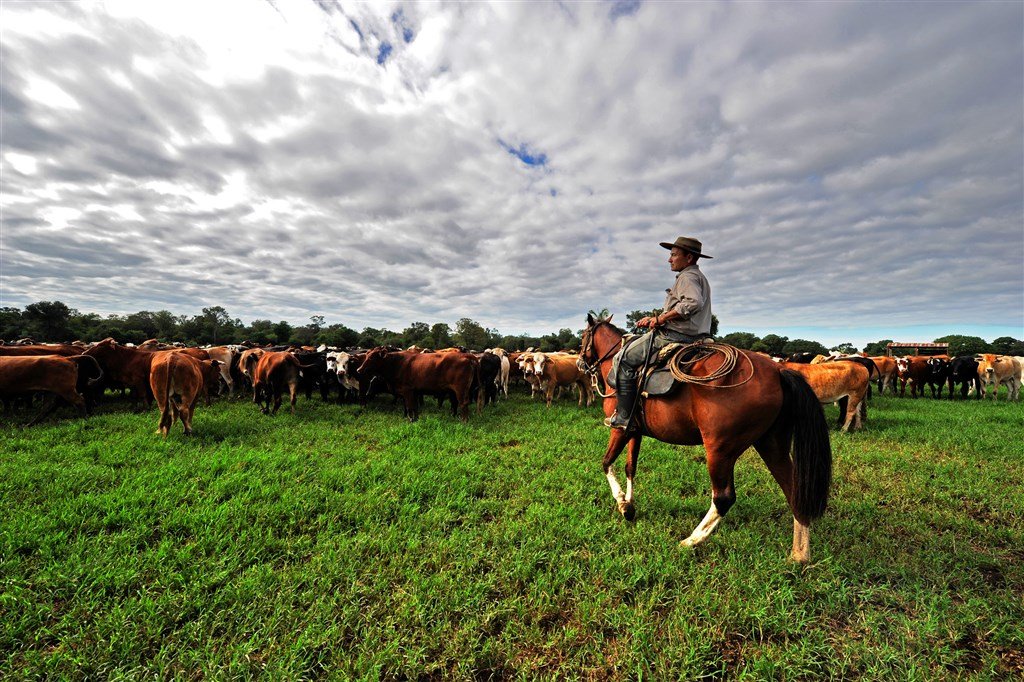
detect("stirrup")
(603, 411), (631, 430)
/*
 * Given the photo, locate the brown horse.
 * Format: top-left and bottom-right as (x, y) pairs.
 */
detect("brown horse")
(578, 314), (833, 563)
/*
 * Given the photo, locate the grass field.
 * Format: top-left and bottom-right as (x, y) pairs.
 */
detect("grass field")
(1, 386), (1022, 679)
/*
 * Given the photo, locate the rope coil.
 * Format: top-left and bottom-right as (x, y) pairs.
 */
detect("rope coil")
(667, 342), (753, 388)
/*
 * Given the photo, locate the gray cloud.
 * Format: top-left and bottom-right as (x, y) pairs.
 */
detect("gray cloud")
(0, 1), (1020, 345)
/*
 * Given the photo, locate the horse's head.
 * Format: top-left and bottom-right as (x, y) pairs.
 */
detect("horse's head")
(580, 313), (622, 371)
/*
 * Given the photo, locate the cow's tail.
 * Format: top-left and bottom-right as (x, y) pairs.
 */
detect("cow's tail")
(779, 369), (832, 523)
(69, 355), (104, 386)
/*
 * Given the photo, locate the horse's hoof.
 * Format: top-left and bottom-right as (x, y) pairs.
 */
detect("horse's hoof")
(618, 501), (636, 522)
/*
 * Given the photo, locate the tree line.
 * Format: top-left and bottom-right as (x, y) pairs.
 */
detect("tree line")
(2, 301), (1020, 357)
(0, 301), (580, 352)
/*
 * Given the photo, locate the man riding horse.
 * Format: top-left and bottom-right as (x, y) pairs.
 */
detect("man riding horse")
(605, 236), (713, 430)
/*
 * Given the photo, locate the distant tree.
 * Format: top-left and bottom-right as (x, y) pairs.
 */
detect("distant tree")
(92, 316), (127, 342)
(316, 324), (359, 349)
(309, 315), (325, 332)
(862, 339), (893, 356)
(121, 328), (149, 345)
(379, 329), (405, 347)
(272, 320), (293, 344)
(201, 306), (234, 344)
(152, 310), (182, 340)
(782, 339), (829, 357)
(758, 334), (789, 356)
(358, 327), (384, 348)
(485, 327), (504, 349)
(70, 312), (102, 340)
(721, 332), (760, 349)
(990, 336), (1024, 355)
(121, 311), (160, 341)
(933, 335), (989, 357)
(402, 321), (431, 348)
(246, 319), (276, 345)
(22, 300), (76, 341)
(830, 342), (858, 354)
(0, 307), (24, 340)
(430, 323), (453, 349)
(454, 318), (489, 350)
(289, 326), (316, 346)
(538, 328), (580, 352)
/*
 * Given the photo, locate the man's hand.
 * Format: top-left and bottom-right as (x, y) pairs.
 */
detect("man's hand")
(637, 315), (661, 329)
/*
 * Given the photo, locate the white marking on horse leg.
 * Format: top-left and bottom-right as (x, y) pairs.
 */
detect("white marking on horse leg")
(791, 517), (811, 563)
(680, 504), (723, 547)
(606, 467), (625, 504)
(625, 477), (634, 504)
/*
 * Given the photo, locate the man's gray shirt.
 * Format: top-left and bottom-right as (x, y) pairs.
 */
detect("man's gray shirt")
(662, 264), (712, 336)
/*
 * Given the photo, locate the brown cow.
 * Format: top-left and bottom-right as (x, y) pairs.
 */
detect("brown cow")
(0, 355), (102, 425)
(533, 351), (592, 407)
(252, 351), (308, 414)
(357, 347), (481, 421)
(867, 356), (897, 395)
(85, 338), (210, 409)
(85, 338), (159, 408)
(976, 354), (1022, 401)
(781, 361), (870, 431)
(895, 356), (930, 398)
(149, 352), (208, 436)
(0, 344), (82, 357)
(238, 348), (267, 394)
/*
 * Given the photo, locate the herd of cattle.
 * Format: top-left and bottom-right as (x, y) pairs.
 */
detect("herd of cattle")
(0, 338), (597, 435)
(0, 337), (1020, 436)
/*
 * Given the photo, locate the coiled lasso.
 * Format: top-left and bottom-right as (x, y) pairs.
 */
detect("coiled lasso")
(668, 342), (754, 389)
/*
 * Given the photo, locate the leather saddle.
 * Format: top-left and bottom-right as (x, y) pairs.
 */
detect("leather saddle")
(606, 338), (714, 397)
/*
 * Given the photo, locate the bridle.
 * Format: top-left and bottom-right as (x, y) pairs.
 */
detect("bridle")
(577, 322), (622, 398)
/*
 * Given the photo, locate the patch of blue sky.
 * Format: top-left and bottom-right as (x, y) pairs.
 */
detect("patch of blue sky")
(609, 0), (641, 20)
(377, 41), (393, 65)
(498, 139), (548, 168)
(391, 9), (414, 43)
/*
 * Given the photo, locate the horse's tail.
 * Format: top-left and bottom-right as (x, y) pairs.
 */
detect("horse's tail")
(780, 369), (832, 522)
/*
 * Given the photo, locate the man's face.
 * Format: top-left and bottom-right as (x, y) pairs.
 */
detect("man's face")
(669, 247), (691, 271)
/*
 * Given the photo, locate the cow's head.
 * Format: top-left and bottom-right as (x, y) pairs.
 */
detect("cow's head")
(533, 352), (548, 377)
(895, 357), (910, 375)
(518, 353), (536, 376)
(357, 347), (389, 376)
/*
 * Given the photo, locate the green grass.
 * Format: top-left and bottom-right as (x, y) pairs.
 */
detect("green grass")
(1, 388), (1022, 679)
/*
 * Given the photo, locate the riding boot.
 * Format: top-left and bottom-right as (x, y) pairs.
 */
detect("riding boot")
(604, 380), (639, 430)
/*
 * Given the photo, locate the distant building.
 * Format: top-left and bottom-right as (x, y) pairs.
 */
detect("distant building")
(886, 342), (949, 357)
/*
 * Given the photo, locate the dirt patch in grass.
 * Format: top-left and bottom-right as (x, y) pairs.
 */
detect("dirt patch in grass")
(998, 646), (1024, 676)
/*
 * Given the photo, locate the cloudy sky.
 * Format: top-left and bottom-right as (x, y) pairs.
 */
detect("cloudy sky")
(2, 0), (1022, 347)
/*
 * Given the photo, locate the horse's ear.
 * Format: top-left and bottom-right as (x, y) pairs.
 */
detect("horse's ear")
(606, 314), (613, 323)
(587, 313), (595, 325)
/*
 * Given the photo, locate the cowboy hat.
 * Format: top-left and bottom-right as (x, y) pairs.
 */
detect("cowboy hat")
(659, 236), (712, 258)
